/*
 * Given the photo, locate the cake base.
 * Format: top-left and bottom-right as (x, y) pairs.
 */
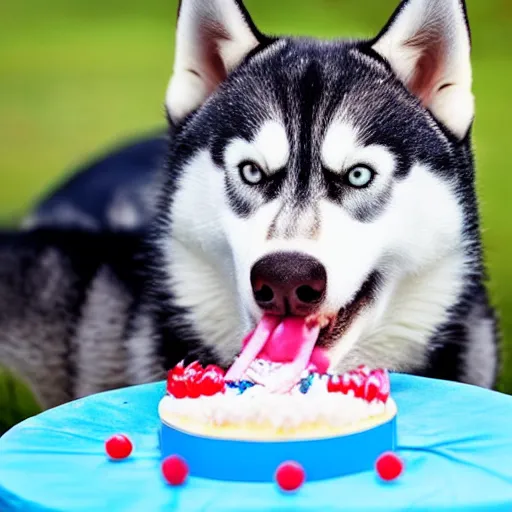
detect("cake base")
(159, 398), (397, 483)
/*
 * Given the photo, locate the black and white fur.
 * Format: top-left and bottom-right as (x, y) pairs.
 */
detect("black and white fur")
(23, 133), (167, 232)
(0, 0), (500, 411)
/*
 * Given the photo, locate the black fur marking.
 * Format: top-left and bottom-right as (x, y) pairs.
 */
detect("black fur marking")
(224, 178), (253, 217)
(294, 60), (323, 203)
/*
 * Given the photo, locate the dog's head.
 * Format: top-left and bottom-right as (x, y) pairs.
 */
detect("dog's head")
(157, 0), (476, 371)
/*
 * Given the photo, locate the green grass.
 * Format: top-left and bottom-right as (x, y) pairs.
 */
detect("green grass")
(1, 0), (512, 432)
(0, 369), (42, 434)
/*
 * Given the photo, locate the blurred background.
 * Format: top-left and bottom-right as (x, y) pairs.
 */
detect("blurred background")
(1, 0), (511, 431)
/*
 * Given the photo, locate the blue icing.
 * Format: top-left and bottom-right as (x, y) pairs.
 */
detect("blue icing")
(225, 380), (256, 394)
(238, 381), (255, 394)
(299, 374), (314, 394)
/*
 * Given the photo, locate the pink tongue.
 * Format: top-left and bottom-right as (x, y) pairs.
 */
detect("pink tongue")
(224, 315), (281, 382)
(225, 315), (329, 390)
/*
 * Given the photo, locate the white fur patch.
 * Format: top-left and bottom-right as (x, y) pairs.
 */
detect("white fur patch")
(126, 311), (165, 385)
(165, 151), (248, 364)
(73, 267), (131, 398)
(461, 305), (498, 388)
(331, 249), (468, 374)
(321, 123), (395, 179)
(107, 192), (141, 230)
(225, 120), (289, 176)
(252, 121), (290, 173)
(321, 123), (358, 173)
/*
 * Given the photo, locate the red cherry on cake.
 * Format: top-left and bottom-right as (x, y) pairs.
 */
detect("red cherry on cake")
(375, 452), (404, 481)
(183, 360), (203, 377)
(168, 360), (226, 398)
(203, 364), (225, 378)
(197, 365), (226, 396)
(167, 367), (188, 399)
(185, 373), (203, 398)
(327, 375), (342, 392)
(342, 372), (365, 398)
(168, 377), (188, 399)
(364, 374), (381, 402)
(167, 360), (203, 398)
(328, 373), (364, 398)
(170, 361), (185, 377)
(377, 370), (390, 403)
(183, 361), (205, 398)
(275, 461), (305, 491)
(105, 434), (133, 460)
(162, 455), (189, 486)
(369, 368), (390, 403)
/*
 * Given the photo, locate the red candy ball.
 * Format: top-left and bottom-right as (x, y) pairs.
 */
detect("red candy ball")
(375, 452), (404, 481)
(105, 434), (133, 460)
(162, 455), (189, 486)
(275, 461), (305, 492)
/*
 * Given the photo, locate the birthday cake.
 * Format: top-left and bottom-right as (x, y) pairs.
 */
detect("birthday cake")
(158, 315), (398, 485)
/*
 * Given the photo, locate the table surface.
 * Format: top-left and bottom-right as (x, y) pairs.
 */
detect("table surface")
(1, 375), (512, 512)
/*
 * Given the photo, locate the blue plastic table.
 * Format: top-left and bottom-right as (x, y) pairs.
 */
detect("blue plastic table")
(1, 375), (512, 511)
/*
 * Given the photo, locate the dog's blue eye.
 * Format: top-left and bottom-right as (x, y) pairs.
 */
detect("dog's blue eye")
(239, 162), (264, 185)
(346, 165), (374, 188)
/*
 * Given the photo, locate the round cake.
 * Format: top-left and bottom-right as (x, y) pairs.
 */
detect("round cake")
(158, 315), (398, 484)
(160, 362), (395, 440)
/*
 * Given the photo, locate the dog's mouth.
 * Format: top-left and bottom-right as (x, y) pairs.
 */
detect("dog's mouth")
(316, 270), (382, 349)
(225, 271), (380, 391)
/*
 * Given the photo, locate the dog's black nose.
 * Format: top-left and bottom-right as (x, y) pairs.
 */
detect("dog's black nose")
(250, 252), (327, 316)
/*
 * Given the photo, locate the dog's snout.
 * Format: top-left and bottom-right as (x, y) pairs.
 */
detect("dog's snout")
(250, 252), (327, 316)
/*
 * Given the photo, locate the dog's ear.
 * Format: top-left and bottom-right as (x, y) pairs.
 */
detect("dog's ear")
(166, 0), (263, 124)
(371, 0), (473, 139)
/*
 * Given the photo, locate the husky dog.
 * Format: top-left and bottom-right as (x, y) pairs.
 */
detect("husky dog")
(0, 0), (500, 411)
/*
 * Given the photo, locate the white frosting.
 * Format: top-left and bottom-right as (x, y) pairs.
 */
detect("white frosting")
(159, 376), (391, 431)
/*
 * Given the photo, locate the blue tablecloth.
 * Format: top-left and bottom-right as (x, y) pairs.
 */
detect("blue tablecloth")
(1, 375), (512, 511)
